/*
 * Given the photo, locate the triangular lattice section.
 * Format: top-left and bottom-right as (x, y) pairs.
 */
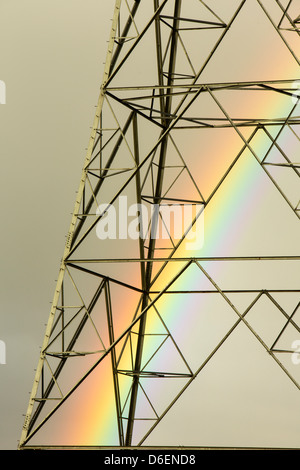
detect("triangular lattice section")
(20, 0), (300, 450)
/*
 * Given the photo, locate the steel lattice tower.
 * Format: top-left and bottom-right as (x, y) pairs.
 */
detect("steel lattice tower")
(19, 0), (300, 450)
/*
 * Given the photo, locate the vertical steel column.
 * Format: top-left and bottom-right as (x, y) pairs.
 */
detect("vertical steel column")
(105, 281), (124, 446)
(133, 112), (147, 290)
(125, 0), (182, 446)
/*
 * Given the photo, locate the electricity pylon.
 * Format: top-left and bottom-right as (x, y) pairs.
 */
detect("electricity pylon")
(19, 0), (300, 450)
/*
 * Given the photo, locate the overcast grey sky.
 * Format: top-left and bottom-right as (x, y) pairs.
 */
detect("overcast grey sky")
(0, 0), (300, 450)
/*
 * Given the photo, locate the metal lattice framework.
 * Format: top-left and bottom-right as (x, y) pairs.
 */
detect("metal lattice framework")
(19, 0), (300, 450)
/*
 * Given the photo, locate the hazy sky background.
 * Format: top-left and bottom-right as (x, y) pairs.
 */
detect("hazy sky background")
(0, 0), (299, 450)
